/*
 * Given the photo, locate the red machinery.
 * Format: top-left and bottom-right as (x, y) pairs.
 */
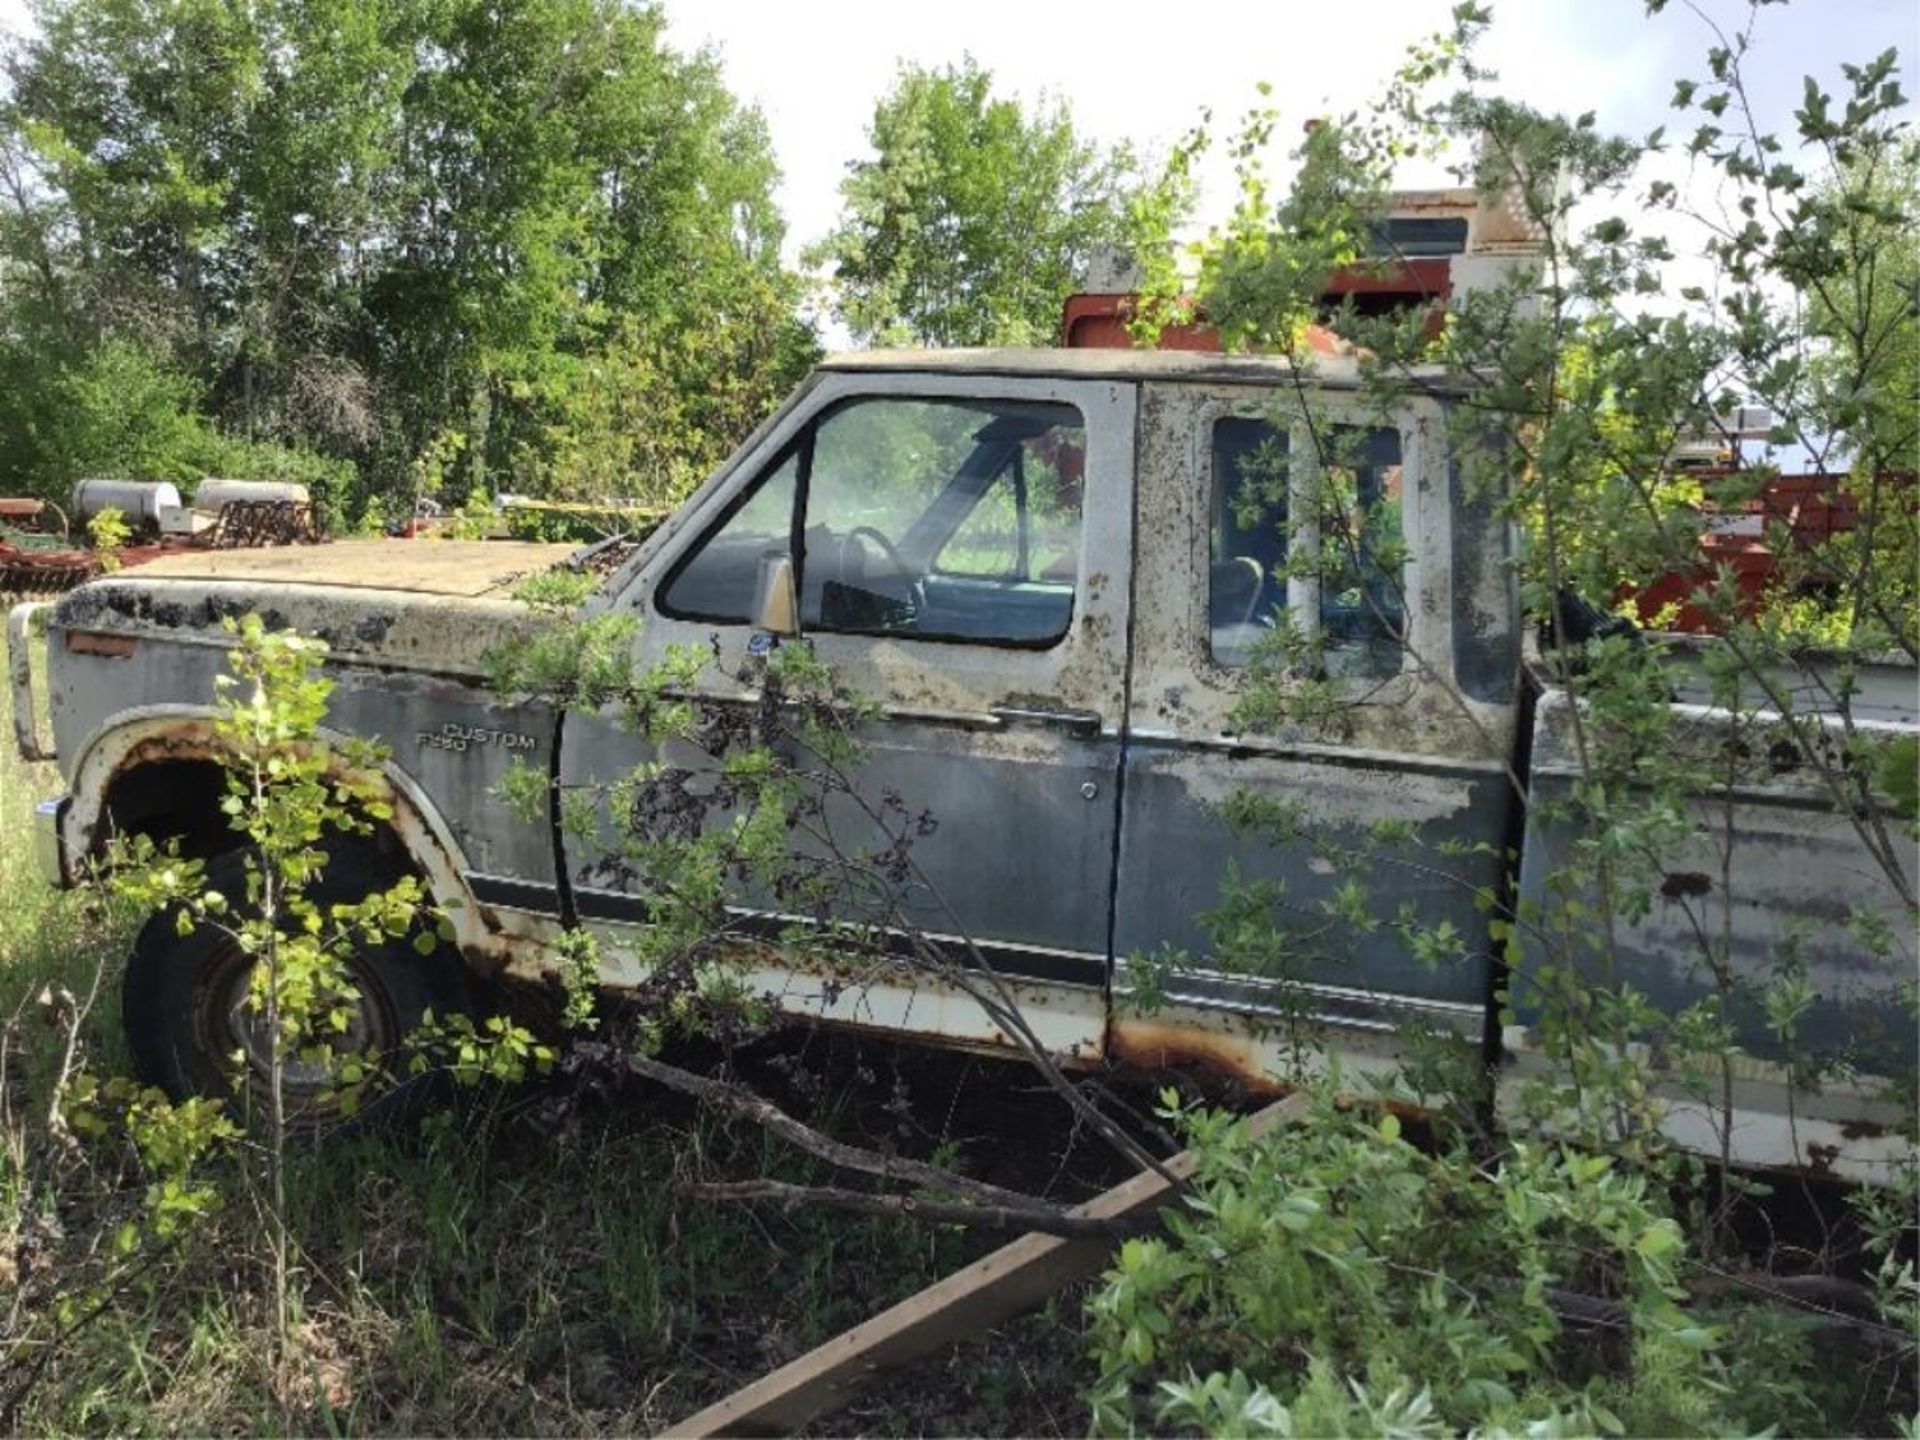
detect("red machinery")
(1621, 470), (1889, 633)
(1061, 187), (1503, 353)
(0, 481), (320, 596)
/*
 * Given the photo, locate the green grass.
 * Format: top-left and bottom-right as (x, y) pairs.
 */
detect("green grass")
(0, 647), (1093, 1436)
(0, 638), (131, 1046)
(7, 1062), (1084, 1434)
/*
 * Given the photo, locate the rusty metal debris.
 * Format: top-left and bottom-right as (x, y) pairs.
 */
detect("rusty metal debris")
(0, 497), (60, 532)
(1, 485), (319, 599)
(200, 498), (318, 549)
(1, 500), (94, 596)
(0, 550), (100, 597)
(562, 531), (641, 576)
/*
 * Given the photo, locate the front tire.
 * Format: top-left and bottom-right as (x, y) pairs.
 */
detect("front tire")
(123, 846), (476, 1129)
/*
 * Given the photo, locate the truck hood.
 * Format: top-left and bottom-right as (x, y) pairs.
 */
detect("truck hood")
(52, 539), (580, 678)
(124, 539), (578, 597)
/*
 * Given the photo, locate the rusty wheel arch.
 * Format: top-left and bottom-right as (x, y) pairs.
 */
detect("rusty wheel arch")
(101, 755), (234, 862)
(69, 708), (495, 968)
(101, 754), (420, 886)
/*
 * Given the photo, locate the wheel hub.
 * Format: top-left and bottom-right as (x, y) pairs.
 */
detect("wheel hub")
(211, 948), (391, 1102)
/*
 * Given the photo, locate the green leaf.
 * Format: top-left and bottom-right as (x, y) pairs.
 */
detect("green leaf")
(1635, 1220), (1682, 1259)
(1877, 736), (1918, 817)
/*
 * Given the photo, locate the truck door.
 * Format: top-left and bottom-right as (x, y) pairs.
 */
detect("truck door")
(1111, 380), (1520, 1085)
(562, 367), (1135, 1057)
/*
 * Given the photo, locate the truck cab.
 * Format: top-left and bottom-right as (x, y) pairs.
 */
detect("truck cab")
(562, 346), (1514, 1064)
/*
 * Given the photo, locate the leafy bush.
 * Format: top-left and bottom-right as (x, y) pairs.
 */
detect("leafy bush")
(0, 339), (354, 524)
(1087, 1089), (1860, 1438)
(1092, 1), (1919, 1428)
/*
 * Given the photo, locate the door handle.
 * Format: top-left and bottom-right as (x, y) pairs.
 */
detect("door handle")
(988, 705), (1103, 739)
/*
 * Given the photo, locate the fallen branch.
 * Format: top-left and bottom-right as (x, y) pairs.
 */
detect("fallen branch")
(1699, 1269), (1895, 1325)
(683, 1178), (1159, 1240)
(1696, 1272), (1916, 1354)
(572, 1041), (1101, 1219)
(1540, 1282), (1913, 1357)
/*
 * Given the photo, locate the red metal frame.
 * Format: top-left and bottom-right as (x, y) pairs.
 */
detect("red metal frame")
(1060, 258), (1455, 352)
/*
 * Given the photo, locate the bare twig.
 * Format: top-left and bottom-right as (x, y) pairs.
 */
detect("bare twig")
(40, 958), (106, 1144)
(575, 1042), (1112, 1219)
(681, 1179), (1156, 1240)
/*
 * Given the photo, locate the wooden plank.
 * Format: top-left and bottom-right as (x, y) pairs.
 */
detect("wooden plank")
(668, 1094), (1305, 1439)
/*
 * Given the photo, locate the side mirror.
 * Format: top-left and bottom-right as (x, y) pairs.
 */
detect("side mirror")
(752, 552), (799, 637)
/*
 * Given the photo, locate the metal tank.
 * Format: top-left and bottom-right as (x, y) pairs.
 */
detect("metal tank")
(191, 478), (311, 513)
(69, 479), (183, 530)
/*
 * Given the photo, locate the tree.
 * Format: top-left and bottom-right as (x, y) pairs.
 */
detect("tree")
(1085, 3), (1918, 1432)
(1801, 138), (1919, 638)
(0, 0), (815, 515)
(810, 57), (1146, 348)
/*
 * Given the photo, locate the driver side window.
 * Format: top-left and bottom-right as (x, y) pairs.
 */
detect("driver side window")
(658, 396), (1086, 647)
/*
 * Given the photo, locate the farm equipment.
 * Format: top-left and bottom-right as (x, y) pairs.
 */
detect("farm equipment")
(0, 498), (97, 596)
(0, 478), (321, 597)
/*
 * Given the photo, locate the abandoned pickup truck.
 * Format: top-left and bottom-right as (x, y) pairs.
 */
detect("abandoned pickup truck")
(11, 343), (1916, 1183)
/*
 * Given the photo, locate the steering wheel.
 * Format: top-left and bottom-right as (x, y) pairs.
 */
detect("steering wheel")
(1225, 555), (1266, 627)
(846, 525), (914, 584)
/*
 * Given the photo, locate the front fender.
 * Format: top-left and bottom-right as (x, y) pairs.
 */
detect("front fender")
(60, 704), (506, 965)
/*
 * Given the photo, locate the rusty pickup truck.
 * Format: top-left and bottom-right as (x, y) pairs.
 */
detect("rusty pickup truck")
(11, 344), (1916, 1182)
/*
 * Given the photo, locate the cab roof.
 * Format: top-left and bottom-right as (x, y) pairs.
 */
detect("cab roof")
(819, 345), (1457, 393)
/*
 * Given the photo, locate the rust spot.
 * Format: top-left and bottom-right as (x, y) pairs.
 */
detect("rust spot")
(67, 630), (136, 659)
(1659, 872), (1713, 900)
(114, 724), (221, 774)
(847, 1010), (1010, 1054)
(1838, 1118), (1891, 1141)
(1105, 1016), (1285, 1095)
(1105, 1016), (1441, 1127)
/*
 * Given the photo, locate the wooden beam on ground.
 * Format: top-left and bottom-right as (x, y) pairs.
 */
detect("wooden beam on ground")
(666, 1094), (1306, 1439)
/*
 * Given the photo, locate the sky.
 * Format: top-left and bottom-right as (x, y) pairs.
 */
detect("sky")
(655, 0), (1918, 267)
(0, 0), (1910, 272)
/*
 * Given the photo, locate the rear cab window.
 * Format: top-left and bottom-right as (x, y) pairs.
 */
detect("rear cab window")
(1208, 414), (1407, 677)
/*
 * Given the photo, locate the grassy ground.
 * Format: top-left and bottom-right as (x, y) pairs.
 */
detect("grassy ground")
(0, 635), (131, 1070)
(0, 641), (1098, 1436)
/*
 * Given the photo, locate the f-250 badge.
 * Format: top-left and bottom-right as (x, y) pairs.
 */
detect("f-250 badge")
(416, 721), (538, 754)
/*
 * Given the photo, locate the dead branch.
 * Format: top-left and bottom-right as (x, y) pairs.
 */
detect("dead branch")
(573, 1042), (1104, 1219)
(670, 1097), (1306, 1439)
(1694, 1269), (1917, 1347)
(1542, 1281), (1915, 1357)
(1700, 1269), (1887, 1321)
(682, 1179), (1157, 1240)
